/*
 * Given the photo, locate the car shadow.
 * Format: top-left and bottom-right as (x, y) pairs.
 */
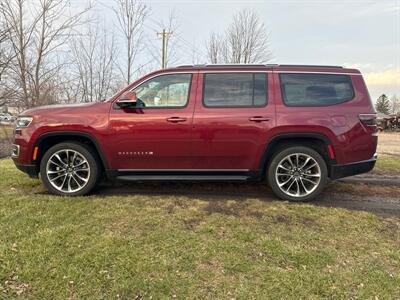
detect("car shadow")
(91, 180), (400, 219)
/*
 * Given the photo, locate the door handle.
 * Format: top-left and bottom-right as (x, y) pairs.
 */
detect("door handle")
(249, 116), (270, 122)
(166, 117), (187, 123)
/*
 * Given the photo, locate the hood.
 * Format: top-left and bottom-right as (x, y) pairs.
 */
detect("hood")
(21, 102), (105, 116)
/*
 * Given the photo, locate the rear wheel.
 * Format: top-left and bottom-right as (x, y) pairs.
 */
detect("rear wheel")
(267, 146), (328, 201)
(40, 142), (100, 196)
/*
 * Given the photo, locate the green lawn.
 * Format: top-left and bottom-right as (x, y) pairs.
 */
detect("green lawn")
(0, 158), (399, 299)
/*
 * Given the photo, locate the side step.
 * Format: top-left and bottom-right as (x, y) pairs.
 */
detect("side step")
(117, 175), (251, 181)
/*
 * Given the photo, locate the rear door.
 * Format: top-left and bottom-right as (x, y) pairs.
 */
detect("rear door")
(192, 70), (276, 171)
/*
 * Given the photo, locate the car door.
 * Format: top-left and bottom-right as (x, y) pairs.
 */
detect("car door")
(192, 71), (276, 170)
(108, 72), (197, 170)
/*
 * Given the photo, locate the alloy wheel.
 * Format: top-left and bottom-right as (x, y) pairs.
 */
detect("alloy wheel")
(45, 149), (91, 193)
(275, 153), (321, 198)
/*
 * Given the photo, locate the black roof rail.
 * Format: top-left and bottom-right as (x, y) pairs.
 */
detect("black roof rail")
(278, 64), (343, 68)
(176, 64), (204, 68)
(205, 64), (267, 68)
(176, 64), (344, 69)
(176, 64), (271, 68)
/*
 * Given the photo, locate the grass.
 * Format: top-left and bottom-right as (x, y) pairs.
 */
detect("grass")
(374, 155), (400, 174)
(0, 159), (399, 299)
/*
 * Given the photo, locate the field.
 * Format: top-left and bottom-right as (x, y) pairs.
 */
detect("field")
(0, 133), (400, 298)
(377, 133), (400, 157)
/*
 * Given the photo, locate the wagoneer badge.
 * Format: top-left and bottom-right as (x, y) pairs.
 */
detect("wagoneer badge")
(118, 151), (154, 156)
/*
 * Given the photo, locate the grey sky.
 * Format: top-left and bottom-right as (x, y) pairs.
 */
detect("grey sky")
(92, 0), (399, 100)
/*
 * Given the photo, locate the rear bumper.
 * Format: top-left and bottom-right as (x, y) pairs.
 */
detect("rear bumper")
(330, 154), (377, 180)
(13, 161), (38, 178)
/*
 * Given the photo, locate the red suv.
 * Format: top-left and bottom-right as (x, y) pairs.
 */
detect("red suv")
(11, 64), (378, 201)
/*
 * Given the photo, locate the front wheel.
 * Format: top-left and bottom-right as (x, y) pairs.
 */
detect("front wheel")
(40, 142), (100, 196)
(267, 146), (328, 202)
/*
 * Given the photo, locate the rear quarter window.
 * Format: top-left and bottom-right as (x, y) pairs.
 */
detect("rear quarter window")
(280, 73), (355, 106)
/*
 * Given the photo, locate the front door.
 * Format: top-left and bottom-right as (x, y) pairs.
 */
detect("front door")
(192, 71), (276, 171)
(108, 72), (197, 170)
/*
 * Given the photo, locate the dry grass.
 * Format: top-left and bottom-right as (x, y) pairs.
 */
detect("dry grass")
(377, 133), (400, 157)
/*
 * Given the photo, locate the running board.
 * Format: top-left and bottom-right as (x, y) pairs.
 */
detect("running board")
(117, 175), (251, 181)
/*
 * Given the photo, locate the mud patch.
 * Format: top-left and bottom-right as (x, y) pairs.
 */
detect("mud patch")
(165, 204), (175, 214)
(272, 215), (292, 225)
(247, 210), (264, 219)
(271, 214), (316, 227)
(183, 217), (202, 230)
(381, 219), (400, 241)
(203, 201), (249, 217)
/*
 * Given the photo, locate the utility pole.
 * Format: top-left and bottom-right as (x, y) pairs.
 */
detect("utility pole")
(157, 29), (173, 69)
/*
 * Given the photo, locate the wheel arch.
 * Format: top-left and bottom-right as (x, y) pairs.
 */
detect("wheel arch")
(259, 133), (335, 179)
(33, 131), (108, 174)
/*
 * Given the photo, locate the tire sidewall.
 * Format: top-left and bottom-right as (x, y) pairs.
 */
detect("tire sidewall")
(40, 142), (100, 196)
(267, 146), (328, 202)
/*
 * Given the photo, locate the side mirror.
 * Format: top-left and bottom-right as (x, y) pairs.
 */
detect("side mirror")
(116, 91), (137, 108)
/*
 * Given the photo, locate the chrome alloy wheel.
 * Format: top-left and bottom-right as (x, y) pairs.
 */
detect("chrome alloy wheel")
(45, 149), (91, 193)
(275, 153), (321, 198)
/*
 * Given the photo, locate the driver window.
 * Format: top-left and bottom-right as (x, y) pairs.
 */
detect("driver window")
(132, 73), (192, 108)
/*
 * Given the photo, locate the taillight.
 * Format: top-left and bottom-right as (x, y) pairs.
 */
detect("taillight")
(359, 113), (377, 126)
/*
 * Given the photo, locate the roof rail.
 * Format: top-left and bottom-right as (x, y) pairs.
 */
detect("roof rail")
(205, 64), (267, 68)
(176, 64), (204, 68)
(278, 64), (343, 68)
(177, 64), (269, 68)
(176, 64), (344, 69)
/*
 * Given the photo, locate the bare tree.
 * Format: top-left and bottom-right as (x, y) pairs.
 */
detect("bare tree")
(206, 32), (225, 64)
(113, 0), (149, 84)
(0, 0), (91, 109)
(70, 23), (119, 102)
(390, 94), (400, 115)
(30, 0), (91, 105)
(206, 9), (272, 64)
(0, 0), (32, 108)
(0, 9), (15, 107)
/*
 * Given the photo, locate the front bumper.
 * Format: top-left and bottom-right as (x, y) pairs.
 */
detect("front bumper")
(330, 154), (377, 180)
(13, 161), (38, 178)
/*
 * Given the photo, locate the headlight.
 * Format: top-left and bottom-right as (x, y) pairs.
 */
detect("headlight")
(15, 116), (33, 128)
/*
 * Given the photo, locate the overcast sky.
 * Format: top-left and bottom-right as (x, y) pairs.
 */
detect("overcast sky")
(90, 0), (399, 100)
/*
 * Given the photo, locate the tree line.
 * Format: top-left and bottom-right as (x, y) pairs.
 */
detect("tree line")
(0, 0), (272, 112)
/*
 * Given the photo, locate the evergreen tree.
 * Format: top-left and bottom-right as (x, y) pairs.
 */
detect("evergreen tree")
(375, 94), (390, 115)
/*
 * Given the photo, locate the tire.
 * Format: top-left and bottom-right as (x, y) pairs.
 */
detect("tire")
(40, 142), (101, 196)
(267, 146), (328, 202)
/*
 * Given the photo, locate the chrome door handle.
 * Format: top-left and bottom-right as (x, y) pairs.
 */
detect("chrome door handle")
(166, 117), (187, 123)
(249, 116), (270, 122)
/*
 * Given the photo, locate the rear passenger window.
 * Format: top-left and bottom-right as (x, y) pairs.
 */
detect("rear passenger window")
(280, 73), (354, 106)
(203, 73), (267, 107)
